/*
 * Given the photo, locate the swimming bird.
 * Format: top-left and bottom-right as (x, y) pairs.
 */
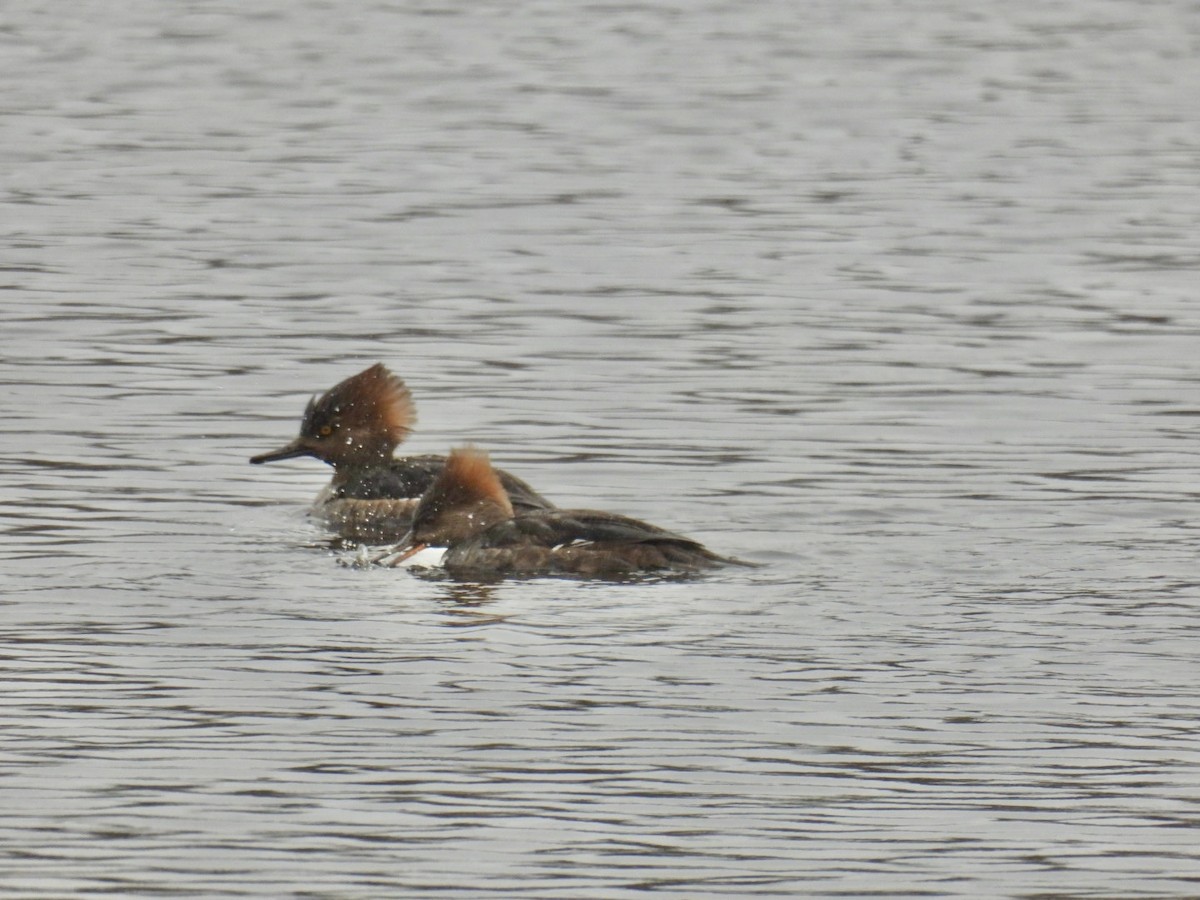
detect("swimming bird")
(250, 365), (552, 543)
(376, 445), (751, 578)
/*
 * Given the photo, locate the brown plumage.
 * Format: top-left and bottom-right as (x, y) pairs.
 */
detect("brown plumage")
(250, 364), (416, 468)
(380, 446), (751, 579)
(249, 365), (552, 542)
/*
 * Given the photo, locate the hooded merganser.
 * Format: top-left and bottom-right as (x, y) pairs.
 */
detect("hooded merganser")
(375, 446), (751, 578)
(250, 364), (552, 543)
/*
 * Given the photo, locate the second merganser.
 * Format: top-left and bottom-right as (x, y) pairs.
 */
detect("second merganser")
(376, 445), (751, 578)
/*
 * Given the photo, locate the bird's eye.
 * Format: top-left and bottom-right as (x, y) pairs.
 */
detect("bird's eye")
(319, 425), (333, 436)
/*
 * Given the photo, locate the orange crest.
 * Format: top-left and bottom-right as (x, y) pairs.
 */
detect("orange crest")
(303, 363), (416, 445)
(438, 446), (515, 516)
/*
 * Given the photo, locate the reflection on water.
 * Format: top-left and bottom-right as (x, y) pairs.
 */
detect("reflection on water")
(4, 0), (1200, 896)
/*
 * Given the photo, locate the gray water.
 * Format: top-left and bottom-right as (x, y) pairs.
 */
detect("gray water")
(4, 1), (1200, 896)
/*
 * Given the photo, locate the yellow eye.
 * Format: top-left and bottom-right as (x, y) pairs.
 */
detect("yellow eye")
(319, 425), (333, 436)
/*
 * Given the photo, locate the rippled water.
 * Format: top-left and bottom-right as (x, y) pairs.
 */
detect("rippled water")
(4, 1), (1200, 896)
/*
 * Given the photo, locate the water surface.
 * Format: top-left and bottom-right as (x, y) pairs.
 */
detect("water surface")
(3, 1), (1200, 896)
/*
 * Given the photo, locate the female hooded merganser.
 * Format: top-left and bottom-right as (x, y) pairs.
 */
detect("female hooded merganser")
(250, 364), (552, 543)
(376, 446), (750, 578)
